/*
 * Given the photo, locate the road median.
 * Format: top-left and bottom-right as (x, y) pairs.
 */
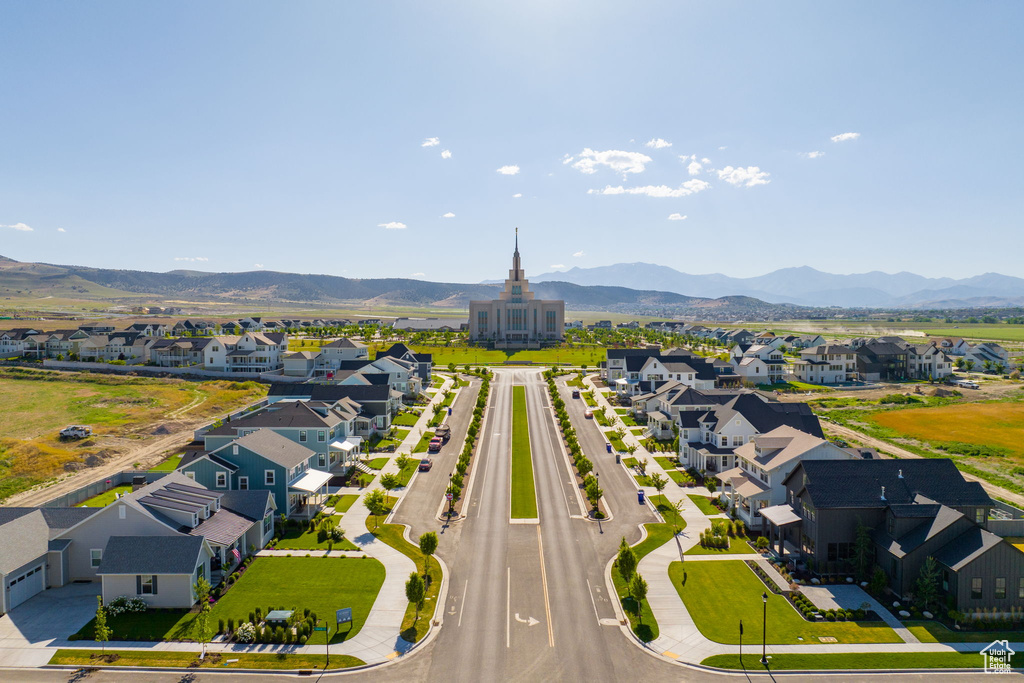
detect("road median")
(510, 385), (539, 522)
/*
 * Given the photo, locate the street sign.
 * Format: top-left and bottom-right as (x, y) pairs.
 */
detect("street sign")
(336, 608), (353, 624)
(314, 626), (327, 632)
(446, 493), (454, 501)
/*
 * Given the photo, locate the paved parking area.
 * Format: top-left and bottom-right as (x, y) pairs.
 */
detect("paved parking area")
(0, 582), (98, 667)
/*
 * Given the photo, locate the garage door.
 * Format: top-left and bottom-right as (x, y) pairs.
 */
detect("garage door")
(8, 564), (44, 610)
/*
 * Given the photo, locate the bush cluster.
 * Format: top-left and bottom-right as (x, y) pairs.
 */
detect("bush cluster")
(544, 370), (594, 487)
(105, 596), (147, 616)
(448, 368), (491, 505)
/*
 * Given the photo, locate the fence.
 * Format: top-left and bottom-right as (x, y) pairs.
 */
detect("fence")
(39, 360), (307, 383)
(41, 470), (174, 508)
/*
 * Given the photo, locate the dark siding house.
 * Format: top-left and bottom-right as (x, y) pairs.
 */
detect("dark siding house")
(856, 341), (909, 381)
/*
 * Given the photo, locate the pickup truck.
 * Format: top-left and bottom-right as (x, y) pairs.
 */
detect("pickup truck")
(428, 437), (444, 453)
(434, 424), (451, 443)
(60, 425), (93, 439)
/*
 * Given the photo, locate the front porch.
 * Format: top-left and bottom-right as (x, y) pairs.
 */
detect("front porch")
(760, 503), (803, 562)
(287, 469), (332, 520)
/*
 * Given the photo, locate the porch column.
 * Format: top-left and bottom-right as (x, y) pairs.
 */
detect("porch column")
(777, 524), (784, 558)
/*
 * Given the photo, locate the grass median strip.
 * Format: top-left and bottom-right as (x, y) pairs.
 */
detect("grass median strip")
(48, 649), (364, 670)
(701, 651), (1022, 670)
(511, 385), (538, 519)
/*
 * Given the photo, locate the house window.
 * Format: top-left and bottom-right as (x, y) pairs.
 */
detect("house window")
(265, 470), (275, 485)
(996, 577), (1006, 599)
(196, 563), (205, 583)
(233, 445), (239, 455)
(138, 575), (157, 595)
(318, 430), (326, 442)
(971, 577), (983, 600)
(216, 471), (227, 488)
(1019, 577), (1024, 599)
(299, 431), (307, 442)
(942, 570), (949, 592)
(263, 512), (273, 535)
(887, 514), (895, 536)
(186, 471), (196, 480)
(975, 508), (986, 525)
(318, 453), (326, 467)
(91, 549), (103, 568)
(239, 476), (248, 490)
(118, 505), (126, 519)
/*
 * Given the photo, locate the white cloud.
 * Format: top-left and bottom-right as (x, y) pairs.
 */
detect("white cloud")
(410, 272), (425, 278)
(716, 166), (770, 187)
(174, 256), (209, 262)
(254, 263), (265, 269)
(441, 149), (452, 159)
(442, 212), (455, 218)
(701, 157), (710, 163)
(830, 132), (860, 143)
(512, 193), (522, 198)
(57, 227), (66, 233)
(668, 213), (688, 221)
(588, 179), (711, 198)
(496, 165), (520, 175)
(549, 264), (566, 269)
(572, 148), (651, 176)
(801, 150), (825, 159)
(422, 137), (440, 147)
(378, 221), (407, 230)
(718, 146), (727, 150)
(561, 154), (574, 165)
(687, 160), (703, 175)
(644, 138), (672, 149)
(572, 250), (585, 258)
(2, 222), (33, 232)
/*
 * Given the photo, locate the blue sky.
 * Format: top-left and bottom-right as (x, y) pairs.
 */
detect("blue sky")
(1, 1), (1022, 283)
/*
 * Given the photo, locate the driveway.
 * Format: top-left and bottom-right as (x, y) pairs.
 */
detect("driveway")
(0, 582), (98, 667)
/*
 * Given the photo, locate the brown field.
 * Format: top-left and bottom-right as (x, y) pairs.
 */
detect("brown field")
(869, 401), (1024, 460)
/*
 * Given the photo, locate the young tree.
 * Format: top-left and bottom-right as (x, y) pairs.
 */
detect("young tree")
(418, 531), (438, 577)
(192, 576), (212, 659)
(629, 574), (649, 623)
(380, 473), (399, 493)
(405, 572), (426, 620)
(671, 499), (686, 535)
(914, 556), (941, 612)
(649, 472), (667, 497)
(94, 595), (111, 655)
(395, 454), (411, 472)
(964, 359), (975, 373)
(704, 477), (717, 494)
(585, 474), (603, 510)
(364, 488), (389, 529)
(616, 537), (637, 583)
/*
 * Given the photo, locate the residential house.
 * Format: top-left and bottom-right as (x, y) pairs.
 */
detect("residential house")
(791, 344), (858, 385)
(149, 337), (212, 367)
(123, 323), (168, 337)
(203, 332), (288, 373)
(937, 338), (972, 356)
(266, 383), (398, 434)
(856, 341), (909, 381)
(282, 351), (318, 378)
(96, 535), (214, 609)
(905, 343), (954, 380)
(731, 344), (787, 384)
(376, 342), (433, 383)
(962, 343), (1011, 373)
(0, 328), (40, 357)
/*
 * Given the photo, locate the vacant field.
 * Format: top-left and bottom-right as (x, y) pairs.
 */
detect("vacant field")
(0, 368), (266, 501)
(869, 401), (1024, 461)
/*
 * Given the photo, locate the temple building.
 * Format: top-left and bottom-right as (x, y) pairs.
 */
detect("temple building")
(468, 231), (565, 349)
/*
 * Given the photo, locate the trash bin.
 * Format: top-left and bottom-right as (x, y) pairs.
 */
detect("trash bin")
(606, 442), (612, 453)
(637, 490), (645, 505)
(615, 454), (621, 464)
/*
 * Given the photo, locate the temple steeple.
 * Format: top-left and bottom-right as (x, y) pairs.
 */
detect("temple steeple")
(512, 227), (521, 279)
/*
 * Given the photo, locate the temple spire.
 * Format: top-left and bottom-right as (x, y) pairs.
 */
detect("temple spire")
(512, 227), (521, 279)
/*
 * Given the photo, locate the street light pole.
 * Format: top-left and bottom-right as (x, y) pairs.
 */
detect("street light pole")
(760, 592), (768, 665)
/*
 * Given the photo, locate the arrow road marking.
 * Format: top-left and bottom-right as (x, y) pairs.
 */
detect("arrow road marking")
(515, 613), (540, 627)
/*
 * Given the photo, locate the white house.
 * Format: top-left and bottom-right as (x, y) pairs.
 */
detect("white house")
(906, 343), (953, 380)
(204, 332), (288, 373)
(790, 344), (857, 385)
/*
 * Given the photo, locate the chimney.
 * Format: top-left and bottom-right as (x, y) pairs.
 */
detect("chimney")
(880, 486), (886, 501)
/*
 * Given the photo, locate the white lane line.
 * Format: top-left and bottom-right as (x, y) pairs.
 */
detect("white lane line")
(536, 525), (555, 648)
(586, 578), (601, 625)
(506, 566), (511, 648)
(458, 579), (469, 627)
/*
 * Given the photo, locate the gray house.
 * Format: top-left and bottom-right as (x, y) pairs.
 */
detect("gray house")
(97, 535), (213, 609)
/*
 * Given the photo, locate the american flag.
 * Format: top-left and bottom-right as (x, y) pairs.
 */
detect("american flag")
(231, 548), (241, 563)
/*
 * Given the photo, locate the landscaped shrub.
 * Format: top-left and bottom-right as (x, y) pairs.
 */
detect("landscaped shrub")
(218, 618), (226, 634)
(235, 622), (256, 643)
(227, 617), (234, 633)
(106, 596), (148, 616)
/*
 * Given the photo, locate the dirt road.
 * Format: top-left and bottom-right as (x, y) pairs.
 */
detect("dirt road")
(822, 421), (1024, 508)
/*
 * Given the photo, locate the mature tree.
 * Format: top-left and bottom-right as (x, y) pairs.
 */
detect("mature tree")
(914, 556), (941, 612)
(964, 359), (976, 372)
(649, 472), (667, 497)
(629, 574), (649, 623)
(954, 357), (965, 370)
(94, 595), (111, 655)
(405, 572), (426, 620)
(192, 576), (212, 659)
(380, 473), (399, 493)
(364, 488), (389, 529)
(617, 537), (637, 583)
(418, 531), (438, 577)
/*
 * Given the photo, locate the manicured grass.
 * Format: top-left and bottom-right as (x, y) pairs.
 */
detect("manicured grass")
(393, 344), (606, 368)
(619, 414), (640, 426)
(331, 494), (359, 513)
(594, 411), (611, 427)
(77, 485), (133, 507)
(49, 649), (364, 670)
(651, 494), (685, 531)
(906, 620), (1024, 643)
(671, 561), (900, 644)
(684, 538), (757, 555)
(630, 427), (646, 436)
(150, 454), (182, 472)
(413, 430), (435, 453)
(70, 609), (191, 641)
(611, 523), (677, 642)
(606, 432), (626, 452)
(390, 427), (411, 441)
(392, 412), (420, 427)
(366, 457), (390, 470)
(567, 375), (586, 388)
(870, 401), (1024, 461)
(395, 459), (419, 487)
(583, 393), (597, 407)
(701, 651), (1018, 670)
(510, 386), (538, 519)
(634, 474), (654, 487)
(275, 516), (360, 551)
(364, 519), (443, 643)
(687, 494), (720, 516)
(202, 557), (384, 645)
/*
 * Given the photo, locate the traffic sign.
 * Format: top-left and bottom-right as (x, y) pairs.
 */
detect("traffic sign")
(445, 493), (454, 501)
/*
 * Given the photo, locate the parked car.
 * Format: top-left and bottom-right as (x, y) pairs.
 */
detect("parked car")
(419, 458), (433, 472)
(584, 409), (593, 419)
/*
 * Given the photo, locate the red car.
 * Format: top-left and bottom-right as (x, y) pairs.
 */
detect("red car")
(428, 437), (443, 453)
(419, 458), (433, 472)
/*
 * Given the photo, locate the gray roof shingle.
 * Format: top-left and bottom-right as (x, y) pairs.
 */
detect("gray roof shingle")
(96, 535), (206, 575)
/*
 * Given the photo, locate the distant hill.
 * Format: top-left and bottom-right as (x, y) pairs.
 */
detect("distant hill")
(0, 255), (806, 319)
(529, 263), (1024, 309)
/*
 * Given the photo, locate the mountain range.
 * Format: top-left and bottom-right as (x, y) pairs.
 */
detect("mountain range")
(0, 255), (806, 320)
(528, 264), (1024, 309)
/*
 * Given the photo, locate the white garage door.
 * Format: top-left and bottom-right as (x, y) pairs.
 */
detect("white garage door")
(8, 564), (44, 610)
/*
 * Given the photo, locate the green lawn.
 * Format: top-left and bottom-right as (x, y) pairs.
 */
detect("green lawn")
(595, 411), (611, 427)
(396, 459), (420, 487)
(366, 457), (390, 470)
(653, 456), (691, 486)
(150, 454), (182, 472)
(907, 620), (1024, 643)
(606, 432), (626, 452)
(619, 414), (640, 427)
(275, 516), (359, 551)
(364, 520), (443, 642)
(611, 524), (677, 642)
(672, 561), (900, 644)
(684, 538), (757, 555)
(701, 651), (1017, 671)
(583, 393), (597, 407)
(395, 344), (606, 367)
(392, 412), (420, 427)
(70, 609), (191, 641)
(329, 494), (359, 513)
(77, 485), (133, 507)
(651, 494), (685, 530)
(511, 386), (538, 519)
(630, 427), (646, 436)
(413, 430), (435, 453)
(686, 494), (720, 516)
(49, 649), (364, 670)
